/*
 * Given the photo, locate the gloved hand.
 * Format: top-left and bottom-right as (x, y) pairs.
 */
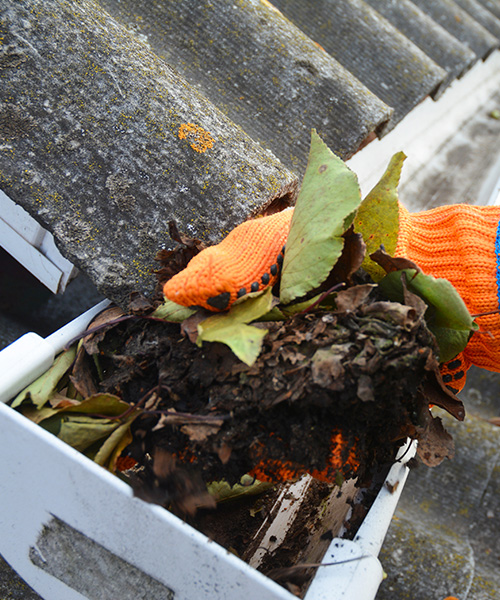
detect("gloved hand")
(164, 203), (500, 393)
(396, 203), (500, 393)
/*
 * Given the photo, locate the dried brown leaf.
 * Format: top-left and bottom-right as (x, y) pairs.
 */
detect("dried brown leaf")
(334, 284), (376, 313)
(180, 423), (222, 443)
(128, 292), (155, 315)
(311, 346), (348, 390)
(361, 301), (420, 331)
(370, 248), (422, 275)
(83, 306), (125, 355)
(70, 344), (98, 398)
(416, 409), (455, 466)
(420, 353), (465, 421)
(181, 311), (208, 343)
(328, 227), (366, 284)
(218, 443), (232, 464)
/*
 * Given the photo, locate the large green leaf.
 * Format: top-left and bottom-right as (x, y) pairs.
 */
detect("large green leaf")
(280, 130), (361, 304)
(378, 269), (477, 362)
(354, 152), (405, 281)
(197, 288), (273, 366)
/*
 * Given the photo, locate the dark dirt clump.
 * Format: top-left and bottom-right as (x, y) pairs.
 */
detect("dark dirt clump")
(75, 280), (460, 515)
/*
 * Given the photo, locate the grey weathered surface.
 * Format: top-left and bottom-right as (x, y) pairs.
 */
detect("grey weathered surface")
(30, 517), (175, 600)
(400, 88), (500, 211)
(376, 374), (500, 600)
(99, 0), (393, 172)
(413, 0), (500, 58)
(478, 0), (500, 19)
(270, 0), (447, 129)
(454, 0), (500, 39)
(0, 0), (297, 307)
(0, 555), (41, 600)
(366, 0), (477, 93)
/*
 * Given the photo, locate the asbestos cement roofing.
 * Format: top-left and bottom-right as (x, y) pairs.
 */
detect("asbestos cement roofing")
(2, 0), (500, 305)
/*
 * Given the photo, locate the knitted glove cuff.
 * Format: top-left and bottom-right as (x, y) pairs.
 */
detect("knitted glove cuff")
(396, 203), (500, 373)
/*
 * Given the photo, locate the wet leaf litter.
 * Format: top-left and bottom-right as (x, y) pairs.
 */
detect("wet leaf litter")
(10, 131), (473, 595)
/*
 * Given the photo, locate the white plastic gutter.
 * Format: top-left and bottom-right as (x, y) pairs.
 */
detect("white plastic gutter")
(0, 305), (415, 600)
(0, 299), (110, 404)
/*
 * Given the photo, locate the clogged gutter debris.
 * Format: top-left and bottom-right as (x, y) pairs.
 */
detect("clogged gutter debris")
(10, 131), (474, 592)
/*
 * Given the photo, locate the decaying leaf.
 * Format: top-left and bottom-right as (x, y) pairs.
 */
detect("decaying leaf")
(334, 284), (376, 313)
(94, 417), (137, 471)
(416, 408), (455, 467)
(70, 343), (98, 399)
(370, 248), (421, 276)
(207, 475), (273, 503)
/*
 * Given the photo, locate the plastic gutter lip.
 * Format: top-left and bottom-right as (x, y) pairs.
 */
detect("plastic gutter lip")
(304, 440), (417, 600)
(0, 299), (110, 404)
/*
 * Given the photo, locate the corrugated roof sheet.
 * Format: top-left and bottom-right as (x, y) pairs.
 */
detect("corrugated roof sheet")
(270, 0), (447, 129)
(365, 0), (477, 92)
(2, 0), (500, 305)
(455, 0), (500, 38)
(479, 0), (500, 19)
(99, 0), (392, 171)
(412, 0), (500, 58)
(0, 0), (299, 305)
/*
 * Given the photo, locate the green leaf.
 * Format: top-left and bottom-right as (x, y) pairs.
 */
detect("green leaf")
(378, 269), (477, 362)
(257, 294), (324, 321)
(197, 287), (273, 365)
(152, 299), (195, 321)
(280, 130), (361, 304)
(354, 152), (405, 281)
(57, 415), (122, 452)
(11, 346), (77, 409)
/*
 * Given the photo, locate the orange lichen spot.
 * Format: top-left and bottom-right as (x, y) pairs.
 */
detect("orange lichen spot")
(178, 122), (214, 153)
(443, 597), (460, 600)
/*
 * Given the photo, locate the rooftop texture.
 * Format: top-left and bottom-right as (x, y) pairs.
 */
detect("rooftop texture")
(2, 1), (500, 599)
(2, 0), (500, 305)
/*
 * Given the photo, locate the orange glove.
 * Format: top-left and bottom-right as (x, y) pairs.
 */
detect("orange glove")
(396, 203), (500, 392)
(164, 209), (293, 311)
(164, 203), (500, 393)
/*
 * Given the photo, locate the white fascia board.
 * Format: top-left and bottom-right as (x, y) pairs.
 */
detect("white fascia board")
(0, 189), (77, 293)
